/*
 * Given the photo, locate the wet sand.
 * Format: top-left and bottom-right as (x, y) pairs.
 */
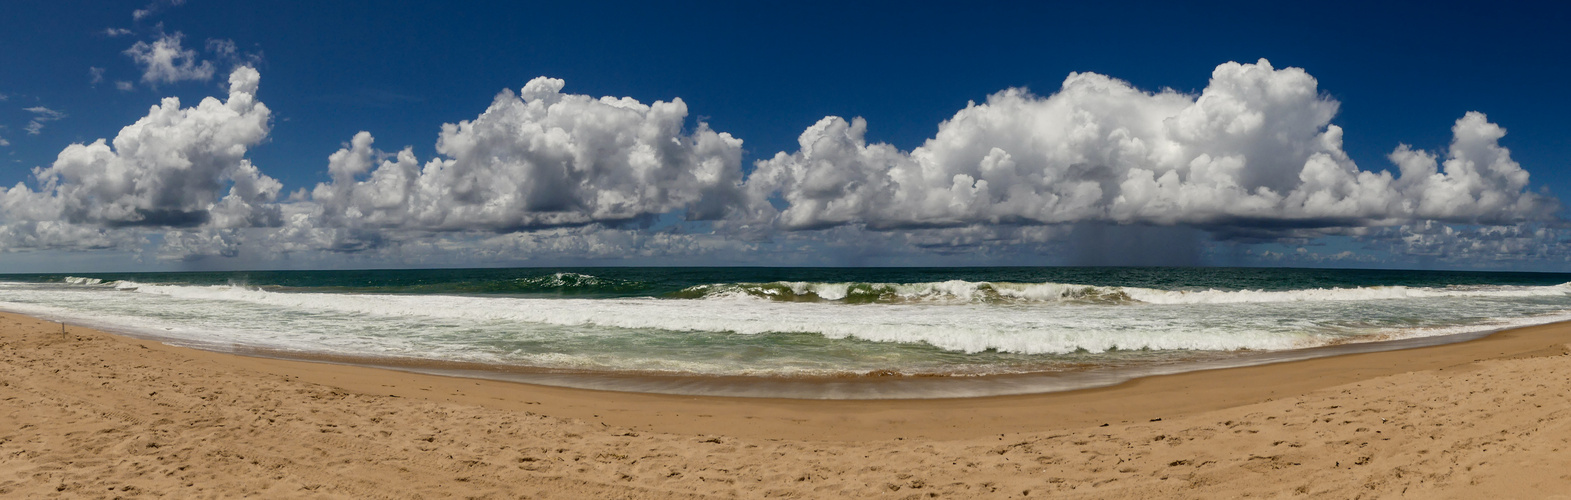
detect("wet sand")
(3, 310), (1570, 498)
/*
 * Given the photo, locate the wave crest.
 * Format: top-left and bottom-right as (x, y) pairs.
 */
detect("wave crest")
(515, 272), (617, 290)
(669, 281), (1134, 304)
(668, 280), (1571, 305)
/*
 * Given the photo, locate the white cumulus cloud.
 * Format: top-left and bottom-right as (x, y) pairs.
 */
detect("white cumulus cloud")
(2, 58), (1564, 267)
(0, 67), (277, 245)
(1389, 113), (1546, 222)
(306, 77), (745, 233)
(124, 32), (215, 87)
(740, 59), (1557, 239)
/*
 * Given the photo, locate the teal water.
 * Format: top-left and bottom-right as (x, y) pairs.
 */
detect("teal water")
(7, 267), (1571, 298)
(2, 267), (1569, 396)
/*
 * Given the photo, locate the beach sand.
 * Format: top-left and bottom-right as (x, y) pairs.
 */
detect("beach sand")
(3, 311), (1570, 498)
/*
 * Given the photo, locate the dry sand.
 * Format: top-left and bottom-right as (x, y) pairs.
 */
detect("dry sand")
(3, 310), (1571, 498)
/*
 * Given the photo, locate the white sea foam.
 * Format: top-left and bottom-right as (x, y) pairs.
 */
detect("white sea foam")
(1122, 283), (1571, 304)
(678, 280), (1133, 303)
(517, 272), (607, 288)
(677, 280), (1571, 305)
(3, 278), (1570, 379)
(29, 281), (1316, 354)
(101, 280), (1571, 353)
(1366, 310), (1571, 342)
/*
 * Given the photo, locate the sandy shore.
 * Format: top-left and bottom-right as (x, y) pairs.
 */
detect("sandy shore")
(3, 311), (1570, 498)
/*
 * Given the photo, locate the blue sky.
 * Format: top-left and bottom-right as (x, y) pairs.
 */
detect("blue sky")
(1, 0), (1569, 272)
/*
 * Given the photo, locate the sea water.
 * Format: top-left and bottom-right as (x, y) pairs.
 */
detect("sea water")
(3, 267), (1569, 397)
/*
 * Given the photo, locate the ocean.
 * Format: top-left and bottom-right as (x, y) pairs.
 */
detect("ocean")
(3, 267), (1569, 398)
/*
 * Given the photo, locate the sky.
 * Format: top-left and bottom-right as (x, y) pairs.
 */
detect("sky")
(1, 0), (1569, 273)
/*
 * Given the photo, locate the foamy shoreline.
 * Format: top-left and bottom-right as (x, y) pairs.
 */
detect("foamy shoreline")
(3, 298), (1531, 399)
(209, 324), (1502, 399)
(9, 272), (1571, 380)
(4, 310), (1571, 497)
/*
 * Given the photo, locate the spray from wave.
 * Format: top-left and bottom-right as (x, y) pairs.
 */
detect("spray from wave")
(666, 280), (1571, 305)
(7, 268), (1568, 388)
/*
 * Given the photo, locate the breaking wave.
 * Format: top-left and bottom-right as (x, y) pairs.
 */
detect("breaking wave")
(393, 272), (652, 295)
(6, 267), (1571, 385)
(669, 280), (1571, 305)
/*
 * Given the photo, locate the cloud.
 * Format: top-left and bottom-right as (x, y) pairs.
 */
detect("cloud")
(5, 72), (751, 259)
(24, 106), (66, 135)
(305, 77), (745, 234)
(1373, 221), (1571, 264)
(206, 38), (236, 59)
(433, 226), (757, 262)
(0, 67), (276, 243)
(1388, 113), (1547, 222)
(132, 0), (185, 21)
(740, 59), (1557, 240)
(0, 97), (8, 145)
(156, 228), (241, 260)
(212, 209), (759, 265)
(124, 32), (215, 86)
(0, 220), (145, 253)
(116, 81), (136, 92)
(104, 28), (133, 37)
(204, 37), (264, 68)
(90, 67), (106, 86)
(3, 58), (1566, 268)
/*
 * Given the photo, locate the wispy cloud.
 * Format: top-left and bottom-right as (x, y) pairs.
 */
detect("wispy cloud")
(206, 38), (236, 58)
(89, 67), (106, 86)
(206, 37), (263, 67)
(104, 28), (133, 37)
(123, 32), (214, 87)
(132, 0), (185, 21)
(24, 106), (66, 135)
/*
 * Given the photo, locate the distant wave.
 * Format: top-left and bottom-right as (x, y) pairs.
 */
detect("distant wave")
(512, 272), (643, 292)
(668, 280), (1571, 305)
(390, 272), (652, 295)
(9, 274), (1571, 366)
(69, 274), (1571, 306)
(64, 272), (651, 296)
(61, 276), (140, 290)
(81, 282), (1318, 354)
(667, 281), (1133, 304)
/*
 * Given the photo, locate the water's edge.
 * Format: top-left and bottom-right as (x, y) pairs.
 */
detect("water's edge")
(19, 307), (1520, 400)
